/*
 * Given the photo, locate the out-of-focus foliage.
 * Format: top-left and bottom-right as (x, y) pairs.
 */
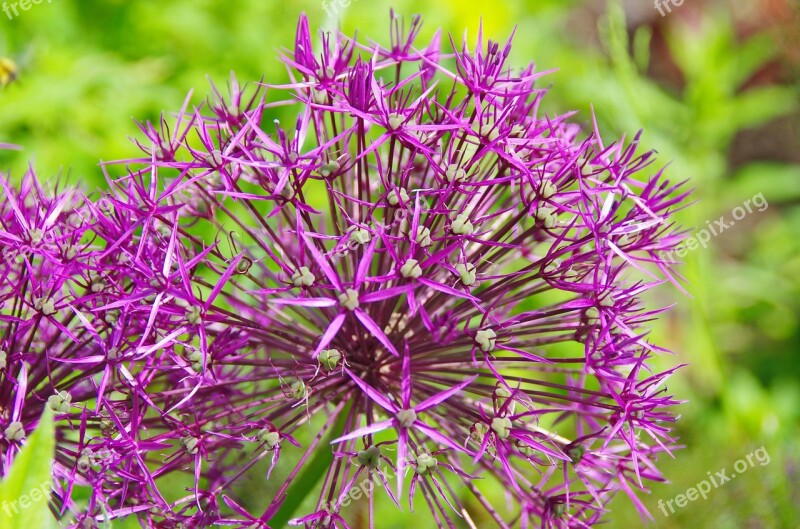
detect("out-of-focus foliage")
(0, 0), (797, 527)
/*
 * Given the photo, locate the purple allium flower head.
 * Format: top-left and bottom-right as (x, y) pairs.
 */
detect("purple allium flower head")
(5, 13), (689, 529)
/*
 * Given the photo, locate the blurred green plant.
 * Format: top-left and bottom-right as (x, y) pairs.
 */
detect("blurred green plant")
(524, 3), (800, 527)
(587, 2), (800, 441)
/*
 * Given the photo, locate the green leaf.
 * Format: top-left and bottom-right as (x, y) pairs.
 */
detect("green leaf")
(632, 25), (652, 75)
(0, 409), (57, 529)
(730, 87), (798, 131)
(730, 33), (780, 88)
(728, 163), (800, 205)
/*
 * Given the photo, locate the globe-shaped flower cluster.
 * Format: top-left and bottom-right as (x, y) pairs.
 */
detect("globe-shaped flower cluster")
(0, 13), (687, 529)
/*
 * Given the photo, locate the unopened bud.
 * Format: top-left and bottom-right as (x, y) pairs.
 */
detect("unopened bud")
(470, 422), (489, 443)
(88, 272), (104, 293)
(494, 383), (515, 412)
(540, 180), (557, 199)
(566, 444), (585, 465)
(186, 306), (202, 325)
(29, 228), (44, 245)
(479, 123), (499, 141)
(77, 454), (92, 472)
(205, 150), (223, 168)
(535, 206), (557, 229)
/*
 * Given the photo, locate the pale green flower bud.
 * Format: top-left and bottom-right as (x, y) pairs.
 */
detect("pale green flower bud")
(388, 113), (404, 130)
(414, 226), (432, 247)
(180, 436), (199, 455)
(318, 161), (340, 178)
(415, 452), (438, 475)
(258, 429), (281, 449)
(444, 164), (467, 182)
(4, 421), (24, 441)
(451, 214), (474, 236)
(356, 445), (382, 468)
(349, 227), (371, 246)
(289, 380), (307, 400)
(456, 263), (477, 286)
(400, 259), (422, 279)
(34, 297), (56, 315)
(490, 417), (513, 439)
(475, 329), (497, 353)
(387, 188), (409, 206)
(319, 349), (342, 371)
(396, 409), (417, 428)
(338, 289), (360, 311)
(47, 391), (72, 414)
(291, 266), (315, 287)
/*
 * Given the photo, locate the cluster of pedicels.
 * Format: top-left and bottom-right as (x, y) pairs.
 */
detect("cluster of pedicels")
(0, 12), (689, 529)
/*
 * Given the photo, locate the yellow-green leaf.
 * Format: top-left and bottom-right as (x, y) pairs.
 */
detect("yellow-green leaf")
(0, 409), (57, 529)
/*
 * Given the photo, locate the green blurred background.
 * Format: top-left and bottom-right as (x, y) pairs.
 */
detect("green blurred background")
(1, 0), (798, 527)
